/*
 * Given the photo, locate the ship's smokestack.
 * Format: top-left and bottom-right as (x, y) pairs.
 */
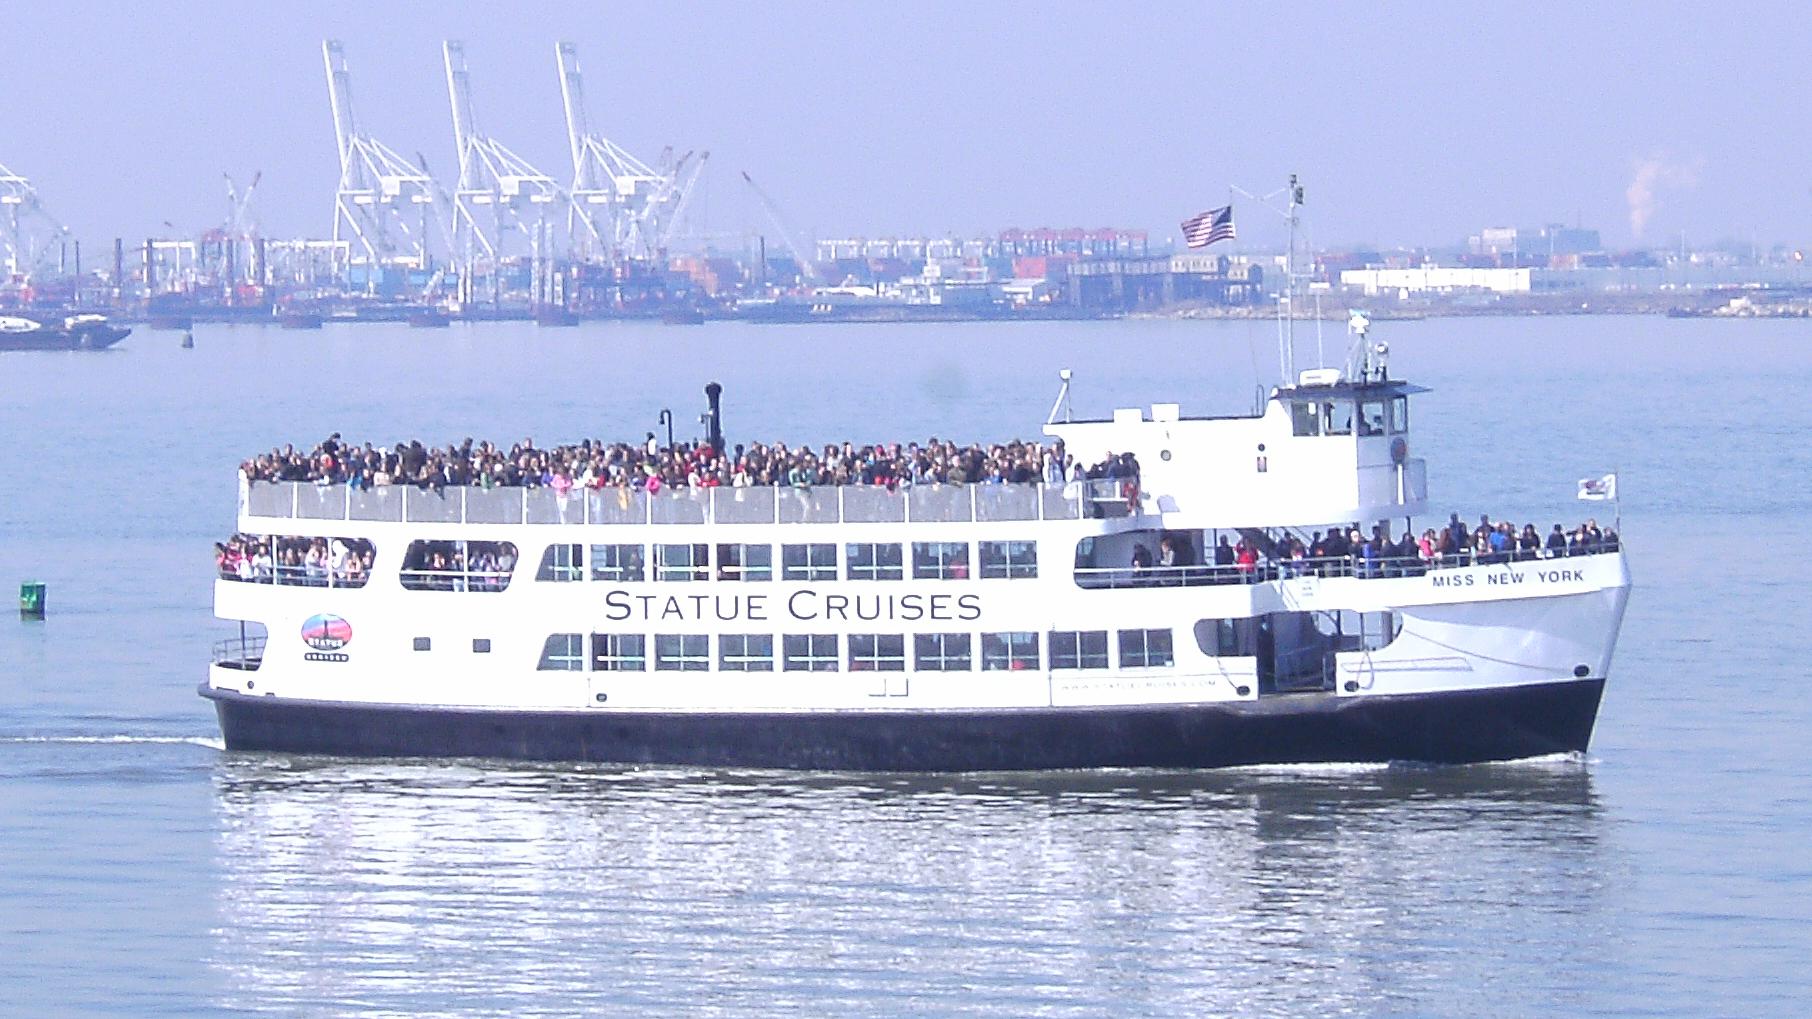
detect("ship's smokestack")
(704, 381), (724, 454)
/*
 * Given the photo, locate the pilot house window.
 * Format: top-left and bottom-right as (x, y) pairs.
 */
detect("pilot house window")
(1291, 402), (1320, 436)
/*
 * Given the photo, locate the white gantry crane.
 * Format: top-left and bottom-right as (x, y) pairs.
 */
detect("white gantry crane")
(324, 39), (443, 268)
(0, 161), (69, 278)
(444, 39), (560, 270)
(556, 41), (705, 261)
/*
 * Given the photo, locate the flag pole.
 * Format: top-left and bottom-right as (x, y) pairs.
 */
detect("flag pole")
(1614, 467), (1621, 539)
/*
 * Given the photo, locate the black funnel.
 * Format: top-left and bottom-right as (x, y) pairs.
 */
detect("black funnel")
(704, 382), (724, 454)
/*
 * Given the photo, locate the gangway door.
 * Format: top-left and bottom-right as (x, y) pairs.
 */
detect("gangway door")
(1256, 612), (1335, 695)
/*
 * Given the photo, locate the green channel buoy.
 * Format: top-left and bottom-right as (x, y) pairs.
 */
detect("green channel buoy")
(19, 581), (46, 619)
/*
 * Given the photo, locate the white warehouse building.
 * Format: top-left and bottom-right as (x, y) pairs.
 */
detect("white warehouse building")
(1339, 267), (1531, 295)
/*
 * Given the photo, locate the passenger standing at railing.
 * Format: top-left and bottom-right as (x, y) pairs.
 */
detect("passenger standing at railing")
(305, 540), (328, 586)
(1446, 514), (1469, 559)
(1130, 543), (1153, 584)
(1517, 524), (1541, 561)
(1486, 522), (1511, 564)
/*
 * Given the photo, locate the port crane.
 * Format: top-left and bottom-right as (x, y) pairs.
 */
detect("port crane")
(323, 40), (445, 269)
(556, 41), (704, 260)
(0, 160), (70, 278)
(740, 170), (819, 285)
(443, 40), (560, 270)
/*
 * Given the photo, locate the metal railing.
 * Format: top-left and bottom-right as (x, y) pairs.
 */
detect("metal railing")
(1074, 543), (1622, 590)
(212, 635), (265, 670)
(218, 565), (369, 588)
(397, 569), (514, 592)
(242, 479), (1140, 527)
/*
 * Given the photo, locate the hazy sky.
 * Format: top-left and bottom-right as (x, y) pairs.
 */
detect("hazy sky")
(3, 2), (1806, 254)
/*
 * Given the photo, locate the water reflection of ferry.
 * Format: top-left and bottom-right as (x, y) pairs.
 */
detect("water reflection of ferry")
(202, 325), (1630, 770)
(206, 756), (1603, 1014)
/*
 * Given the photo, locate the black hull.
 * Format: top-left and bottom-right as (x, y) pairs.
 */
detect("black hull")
(203, 679), (1604, 771)
(0, 326), (130, 351)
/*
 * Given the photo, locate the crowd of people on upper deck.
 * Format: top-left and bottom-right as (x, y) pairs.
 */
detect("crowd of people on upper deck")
(240, 433), (1143, 495)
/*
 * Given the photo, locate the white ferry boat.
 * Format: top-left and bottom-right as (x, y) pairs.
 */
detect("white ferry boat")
(203, 340), (1630, 770)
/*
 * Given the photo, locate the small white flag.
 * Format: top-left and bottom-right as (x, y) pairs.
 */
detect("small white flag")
(1577, 473), (1617, 501)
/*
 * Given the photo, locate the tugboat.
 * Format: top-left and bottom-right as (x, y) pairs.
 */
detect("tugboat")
(202, 319), (1631, 771)
(0, 313), (131, 352)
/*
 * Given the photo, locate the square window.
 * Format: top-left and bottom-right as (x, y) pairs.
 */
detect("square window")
(1049, 630), (1108, 669)
(655, 633), (710, 671)
(913, 633), (971, 671)
(656, 544), (710, 582)
(590, 544), (645, 582)
(849, 633), (906, 671)
(911, 542), (970, 580)
(717, 544), (773, 582)
(1118, 628), (1174, 668)
(981, 631), (1039, 671)
(783, 633), (839, 672)
(412, 636), (431, 652)
(472, 638), (492, 654)
(591, 633), (646, 672)
(720, 633), (775, 671)
(979, 540), (1038, 579)
(846, 543), (904, 581)
(782, 543), (839, 582)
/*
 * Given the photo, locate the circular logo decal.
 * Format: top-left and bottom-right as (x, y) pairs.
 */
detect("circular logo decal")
(301, 613), (353, 651)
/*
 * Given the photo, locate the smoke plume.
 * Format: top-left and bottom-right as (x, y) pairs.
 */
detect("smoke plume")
(1626, 155), (1703, 239)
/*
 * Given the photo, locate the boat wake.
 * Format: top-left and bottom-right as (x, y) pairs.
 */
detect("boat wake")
(0, 734), (225, 750)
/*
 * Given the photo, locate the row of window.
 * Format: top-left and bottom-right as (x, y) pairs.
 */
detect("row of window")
(537, 540), (1039, 583)
(536, 628), (1174, 673)
(1289, 394), (1410, 438)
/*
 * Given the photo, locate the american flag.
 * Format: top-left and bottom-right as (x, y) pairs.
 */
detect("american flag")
(1181, 205), (1236, 248)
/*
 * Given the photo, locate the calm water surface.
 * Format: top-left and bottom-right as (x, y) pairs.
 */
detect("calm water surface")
(0, 316), (1807, 1016)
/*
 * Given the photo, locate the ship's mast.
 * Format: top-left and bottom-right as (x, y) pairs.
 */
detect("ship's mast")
(1232, 173), (1307, 383)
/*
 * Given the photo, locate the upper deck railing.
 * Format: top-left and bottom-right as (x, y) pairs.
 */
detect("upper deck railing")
(241, 479), (1141, 527)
